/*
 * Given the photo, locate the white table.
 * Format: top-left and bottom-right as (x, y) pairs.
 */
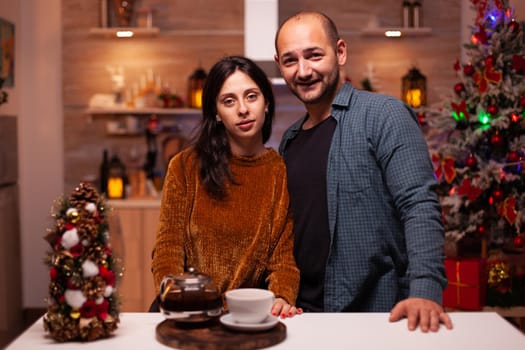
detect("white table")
(5, 312), (525, 349)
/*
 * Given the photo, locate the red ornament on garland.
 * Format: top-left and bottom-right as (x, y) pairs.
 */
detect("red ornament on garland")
(521, 96), (525, 107)
(454, 83), (465, 94)
(485, 55), (495, 66)
(487, 105), (498, 115)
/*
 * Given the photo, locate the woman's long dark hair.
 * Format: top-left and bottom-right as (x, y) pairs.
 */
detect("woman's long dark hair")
(194, 56), (275, 199)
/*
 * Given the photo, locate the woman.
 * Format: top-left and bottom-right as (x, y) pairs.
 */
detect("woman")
(151, 56), (301, 317)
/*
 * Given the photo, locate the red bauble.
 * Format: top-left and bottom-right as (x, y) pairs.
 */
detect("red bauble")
(509, 21), (520, 34)
(454, 83), (465, 94)
(487, 105), (498, 115)
(417, 112), (425, 124)
(465, 153), (477, 167)
(490, 131), (503, 146)
(49, 267), (58, 281)
(520, 96), (525, 108)
(477, 225), (486, 237)
(507, 151), (520, 163)
(513, 235), (524, 248)
(492, 189), (503, 202)
(485, 55), (495, 66)
(463, 64), (475, 76)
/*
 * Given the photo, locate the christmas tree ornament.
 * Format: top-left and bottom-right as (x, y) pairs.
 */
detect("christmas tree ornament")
(477, 224), (487, 237)
(513, 235), (524, 247)
(508, 20), (520, 34)
(463, 63), (475, 76)
(490, 130), (503, 146)
(465, 153), (478, 167)
(43, 182), (121, 342)
(417, 111), (426, 124)
(512, 54), (525, 74)
(520, 96), (525, 107)
(487, 105), (498, 115)
(453, 82), (465, 94)
(506, 150), (520, 163)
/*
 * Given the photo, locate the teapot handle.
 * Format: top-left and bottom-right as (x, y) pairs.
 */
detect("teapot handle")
(159, 274), (176, 301)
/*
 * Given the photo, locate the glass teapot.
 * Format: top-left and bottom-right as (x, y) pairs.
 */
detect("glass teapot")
(159, 267), (222, 323)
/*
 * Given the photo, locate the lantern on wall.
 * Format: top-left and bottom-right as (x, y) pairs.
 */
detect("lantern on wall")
(402, 66), (427, 109)
(187, 67), (207, 109)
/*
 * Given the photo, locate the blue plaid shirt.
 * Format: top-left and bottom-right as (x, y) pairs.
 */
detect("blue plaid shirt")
(279, 83), (447, 312)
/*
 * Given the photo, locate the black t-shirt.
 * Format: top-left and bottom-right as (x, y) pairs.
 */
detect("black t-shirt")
(283, 116), (336, 312)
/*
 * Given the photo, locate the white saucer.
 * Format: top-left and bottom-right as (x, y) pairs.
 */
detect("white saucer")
(219, 314), (279, 332)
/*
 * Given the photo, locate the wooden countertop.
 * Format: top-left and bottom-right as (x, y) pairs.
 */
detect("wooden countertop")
(108, 198), (161, 209)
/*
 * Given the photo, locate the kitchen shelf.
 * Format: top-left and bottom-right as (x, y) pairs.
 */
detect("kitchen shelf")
(89, 27), (160, 38)
(361, 27), (432, 37)
(86, 107), (201, 116)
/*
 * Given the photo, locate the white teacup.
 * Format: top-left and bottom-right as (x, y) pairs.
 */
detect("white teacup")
(225, 288), (275, 324)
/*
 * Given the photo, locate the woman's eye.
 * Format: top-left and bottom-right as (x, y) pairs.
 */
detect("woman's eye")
(223, 98), (235, 106)
(246, 93), (258, 101)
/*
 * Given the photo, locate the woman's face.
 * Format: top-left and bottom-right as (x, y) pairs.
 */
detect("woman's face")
(216, 70), (268, 154)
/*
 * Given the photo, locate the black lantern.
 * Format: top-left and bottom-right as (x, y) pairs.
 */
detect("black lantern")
(107, 154), (127, 199)
(402, 66), (427, 109)
(187, 67), (207, 109)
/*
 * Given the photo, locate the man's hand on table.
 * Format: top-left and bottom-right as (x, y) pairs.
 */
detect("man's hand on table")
(389, 297), (453, 332)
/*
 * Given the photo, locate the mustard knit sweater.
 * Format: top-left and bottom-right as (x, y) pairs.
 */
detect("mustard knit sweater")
(151, 147), (299, 305)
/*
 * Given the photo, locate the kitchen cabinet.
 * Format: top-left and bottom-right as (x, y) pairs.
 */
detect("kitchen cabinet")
(109, 200), (160, 312)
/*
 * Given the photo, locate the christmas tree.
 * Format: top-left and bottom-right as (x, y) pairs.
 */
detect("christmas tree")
(426, 0), (525, 306)
(43, 182), (121, 341)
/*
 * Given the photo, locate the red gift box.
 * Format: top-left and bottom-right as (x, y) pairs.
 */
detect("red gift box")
(443, 258), (486, 310)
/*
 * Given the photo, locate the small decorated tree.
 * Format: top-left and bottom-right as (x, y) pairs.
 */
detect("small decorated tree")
(426, 0), (525, 306)
(43, 182), (121, 341)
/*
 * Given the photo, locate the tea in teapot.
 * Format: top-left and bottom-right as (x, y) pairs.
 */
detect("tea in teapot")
(159, 267), (222, 324)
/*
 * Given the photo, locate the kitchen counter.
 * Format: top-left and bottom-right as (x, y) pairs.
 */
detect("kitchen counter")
(6, 312), (525, 349)
(108, 198), (161, 209)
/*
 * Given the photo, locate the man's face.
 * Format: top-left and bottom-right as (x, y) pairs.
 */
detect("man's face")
(275, 17), (345, 105)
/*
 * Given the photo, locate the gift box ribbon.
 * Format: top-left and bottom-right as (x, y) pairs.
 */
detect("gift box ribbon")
(449, 260), (481, 307)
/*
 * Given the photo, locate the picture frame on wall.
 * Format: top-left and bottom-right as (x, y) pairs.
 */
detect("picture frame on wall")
(0, 17), (15, 88)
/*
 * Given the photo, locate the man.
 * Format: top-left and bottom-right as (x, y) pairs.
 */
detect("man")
(274, 11), (453, 332)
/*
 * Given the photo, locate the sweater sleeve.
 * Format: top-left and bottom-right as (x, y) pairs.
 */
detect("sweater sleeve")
(151, 152), (190, 295)
(265, 166), (300, 305)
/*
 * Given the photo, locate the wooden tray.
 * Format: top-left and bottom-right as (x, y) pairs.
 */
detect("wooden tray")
(156, 318), (286, 350)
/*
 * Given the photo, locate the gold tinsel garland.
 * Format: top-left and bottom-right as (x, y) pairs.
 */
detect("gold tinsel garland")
(43, 182), (121, 342)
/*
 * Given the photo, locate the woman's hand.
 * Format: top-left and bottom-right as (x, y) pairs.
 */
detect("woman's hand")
(271, 298), (303, 318)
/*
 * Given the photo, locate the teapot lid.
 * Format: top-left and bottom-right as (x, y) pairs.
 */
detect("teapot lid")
(173, 267), (211, 286)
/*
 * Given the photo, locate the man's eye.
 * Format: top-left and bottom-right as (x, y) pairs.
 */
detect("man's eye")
(282, 58), (296, 65)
